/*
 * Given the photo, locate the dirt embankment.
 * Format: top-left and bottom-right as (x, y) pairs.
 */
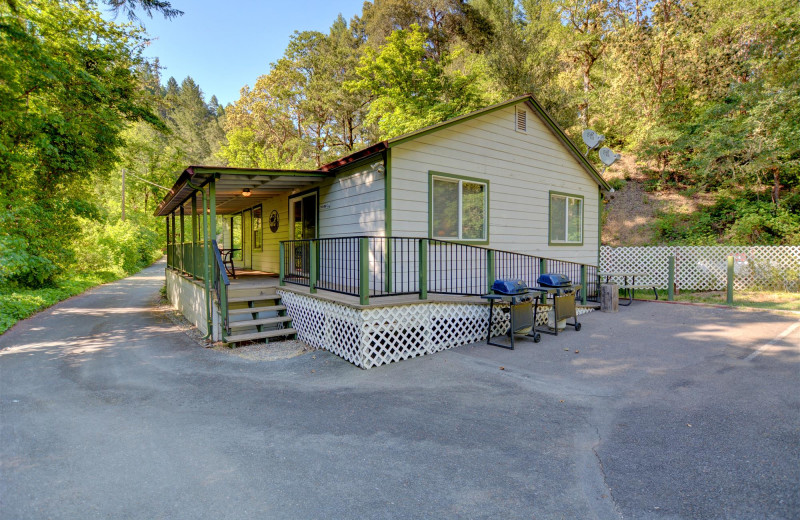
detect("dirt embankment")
(601, 155), (714, 246)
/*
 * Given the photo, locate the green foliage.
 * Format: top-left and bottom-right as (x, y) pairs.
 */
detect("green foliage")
(348, 24), (488, 138)
(607, 178), (626, 191)
(0, 271), (119, 335)
(653, 191), (800, 245)
(73, 218), (162, 277)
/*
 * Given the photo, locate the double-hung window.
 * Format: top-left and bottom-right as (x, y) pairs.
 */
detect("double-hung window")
(430, 173), (488, 242)
(549, 192), (583, 245)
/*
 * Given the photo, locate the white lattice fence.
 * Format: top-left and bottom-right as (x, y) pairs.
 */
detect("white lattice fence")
(600, 246), (800, 292)
(279, 290), (594, 369)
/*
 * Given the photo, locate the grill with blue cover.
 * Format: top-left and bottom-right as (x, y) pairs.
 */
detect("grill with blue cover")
(533, 273), (581, 335)
(481, 278), (541, 349)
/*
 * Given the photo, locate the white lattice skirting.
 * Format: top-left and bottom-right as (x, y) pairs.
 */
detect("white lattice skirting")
(279, 290), (594, 369)
(600, 245), (800, 292)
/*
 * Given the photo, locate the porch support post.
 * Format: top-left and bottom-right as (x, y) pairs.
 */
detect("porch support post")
(165, 215), (171, 268)
(171, 211), (176, 270)
(418, 238), (428, 300)
(309, 240), (317, 294)
(279, 242), (285, 286)
(486, 249), (495, 294)
(191, 194), (198, 279)
(208, 178), (217, 280)
(179, 205), (185, 274)
(580, 264), (587, 305)
(359, 237), (369, 305)
(209, 179), (217, 246)
(187, 179), (212, 339)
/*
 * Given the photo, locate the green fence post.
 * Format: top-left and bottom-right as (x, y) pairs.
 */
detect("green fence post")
(309, 240), (317, 294)
(727, 255), (734, 305)
(359, 237), (370, 305)
(279, 242), (285, 286)
(486, 249), (495, 294)
(668, 255), (675, 301)
(580, 264), (587, 305)
(419, 239), (428, 300)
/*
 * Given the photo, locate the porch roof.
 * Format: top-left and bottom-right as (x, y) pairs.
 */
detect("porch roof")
(154, 166), (328, 216)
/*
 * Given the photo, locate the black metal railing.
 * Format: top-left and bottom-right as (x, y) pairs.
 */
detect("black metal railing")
(428, 239), (487, 296)
(280, 236), (599, 305)
(210, 239), (230, 336)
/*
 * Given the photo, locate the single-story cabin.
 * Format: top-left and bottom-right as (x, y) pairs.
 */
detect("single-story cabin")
(156, 94), (610, 368)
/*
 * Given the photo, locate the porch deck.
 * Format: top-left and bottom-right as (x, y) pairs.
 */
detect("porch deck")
(228, 271), (490, 309)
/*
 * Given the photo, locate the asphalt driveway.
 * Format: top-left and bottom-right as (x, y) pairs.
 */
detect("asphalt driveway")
(1, 259), (798, 519)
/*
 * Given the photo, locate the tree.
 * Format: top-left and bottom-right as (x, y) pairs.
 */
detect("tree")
(0, 0), (161, 286)
(347, 24), (487, 138)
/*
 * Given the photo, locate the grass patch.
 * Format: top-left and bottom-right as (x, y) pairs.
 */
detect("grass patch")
(0, 271), (119, 335)
(626, 288), (800, 312)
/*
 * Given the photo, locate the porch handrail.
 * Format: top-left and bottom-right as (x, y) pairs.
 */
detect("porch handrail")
(279, 236), (598, 305)
(211, 239), (230, 337)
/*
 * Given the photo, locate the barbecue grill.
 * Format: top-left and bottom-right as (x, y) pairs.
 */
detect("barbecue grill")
(481, 279), (541, 349)
(532, 273), (582, 335)
(537, 273), (575, 294)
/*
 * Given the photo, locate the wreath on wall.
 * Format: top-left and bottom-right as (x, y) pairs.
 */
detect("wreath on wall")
(269, 209), (279, 232)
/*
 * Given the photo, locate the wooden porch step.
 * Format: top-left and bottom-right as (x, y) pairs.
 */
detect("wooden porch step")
(229, 315), (292, 329)
(224, 328), (297, 344)
(228, 304), (286, 316)
(227, 294), (280, 304)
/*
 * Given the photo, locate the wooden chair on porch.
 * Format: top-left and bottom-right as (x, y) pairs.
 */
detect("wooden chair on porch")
(218, 247), (239, 279)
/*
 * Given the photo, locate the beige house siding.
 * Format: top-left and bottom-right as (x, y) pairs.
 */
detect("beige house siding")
(389, 102), (600, 265)
(221, 162), (385, 273)
(318, 162), (385, 238)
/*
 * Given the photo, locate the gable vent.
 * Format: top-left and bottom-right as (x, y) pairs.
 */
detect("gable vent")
(516, 108), (527, 133)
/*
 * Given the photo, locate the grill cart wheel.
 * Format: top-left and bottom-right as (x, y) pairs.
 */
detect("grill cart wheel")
(575, 323), (582, 331)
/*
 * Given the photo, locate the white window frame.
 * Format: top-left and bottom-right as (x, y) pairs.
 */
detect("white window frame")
(430, 173), (488, 242)
(549, 192), (584, 245)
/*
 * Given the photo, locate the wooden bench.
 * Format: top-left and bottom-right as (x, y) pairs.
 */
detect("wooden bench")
(619, 284), (658, 306)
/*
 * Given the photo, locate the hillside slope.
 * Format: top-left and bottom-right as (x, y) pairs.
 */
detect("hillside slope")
(601, 156), (714, 246)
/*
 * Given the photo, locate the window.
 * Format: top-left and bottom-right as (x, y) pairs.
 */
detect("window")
(430, 173), (488, 242)
(253, 205), (262, 251)
(549, 192), (583, 245)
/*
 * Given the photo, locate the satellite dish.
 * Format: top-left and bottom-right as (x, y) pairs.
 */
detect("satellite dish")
(582, 129), (605, 155)
(599, 147), (621, 167)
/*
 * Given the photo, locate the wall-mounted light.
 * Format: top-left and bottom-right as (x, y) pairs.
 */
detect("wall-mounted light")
(242, 188), (251, 197)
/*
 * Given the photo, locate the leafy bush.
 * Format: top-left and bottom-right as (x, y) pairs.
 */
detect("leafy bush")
(73, 219), (162, 277)
(653, 191), (800, 245)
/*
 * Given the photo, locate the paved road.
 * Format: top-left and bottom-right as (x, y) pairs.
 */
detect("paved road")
(1, 259), (798, 519)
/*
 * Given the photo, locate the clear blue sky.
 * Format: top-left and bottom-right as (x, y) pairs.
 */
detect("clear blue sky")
(127, 0), (367, 107)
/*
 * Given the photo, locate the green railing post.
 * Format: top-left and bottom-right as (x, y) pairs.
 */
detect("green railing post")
(279, 242), (285, 286)
(668, 255), (675, 301)
(419, 239), (428, 300)
(538, 257), (547, 303)
(727, 255), (734, 305)
(309, 240), (318, 294)
(486, 249), (495, 294)
(580, 264), (587, 305)
(385, 237), (393, 294)
(359, 237), (370, 305)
